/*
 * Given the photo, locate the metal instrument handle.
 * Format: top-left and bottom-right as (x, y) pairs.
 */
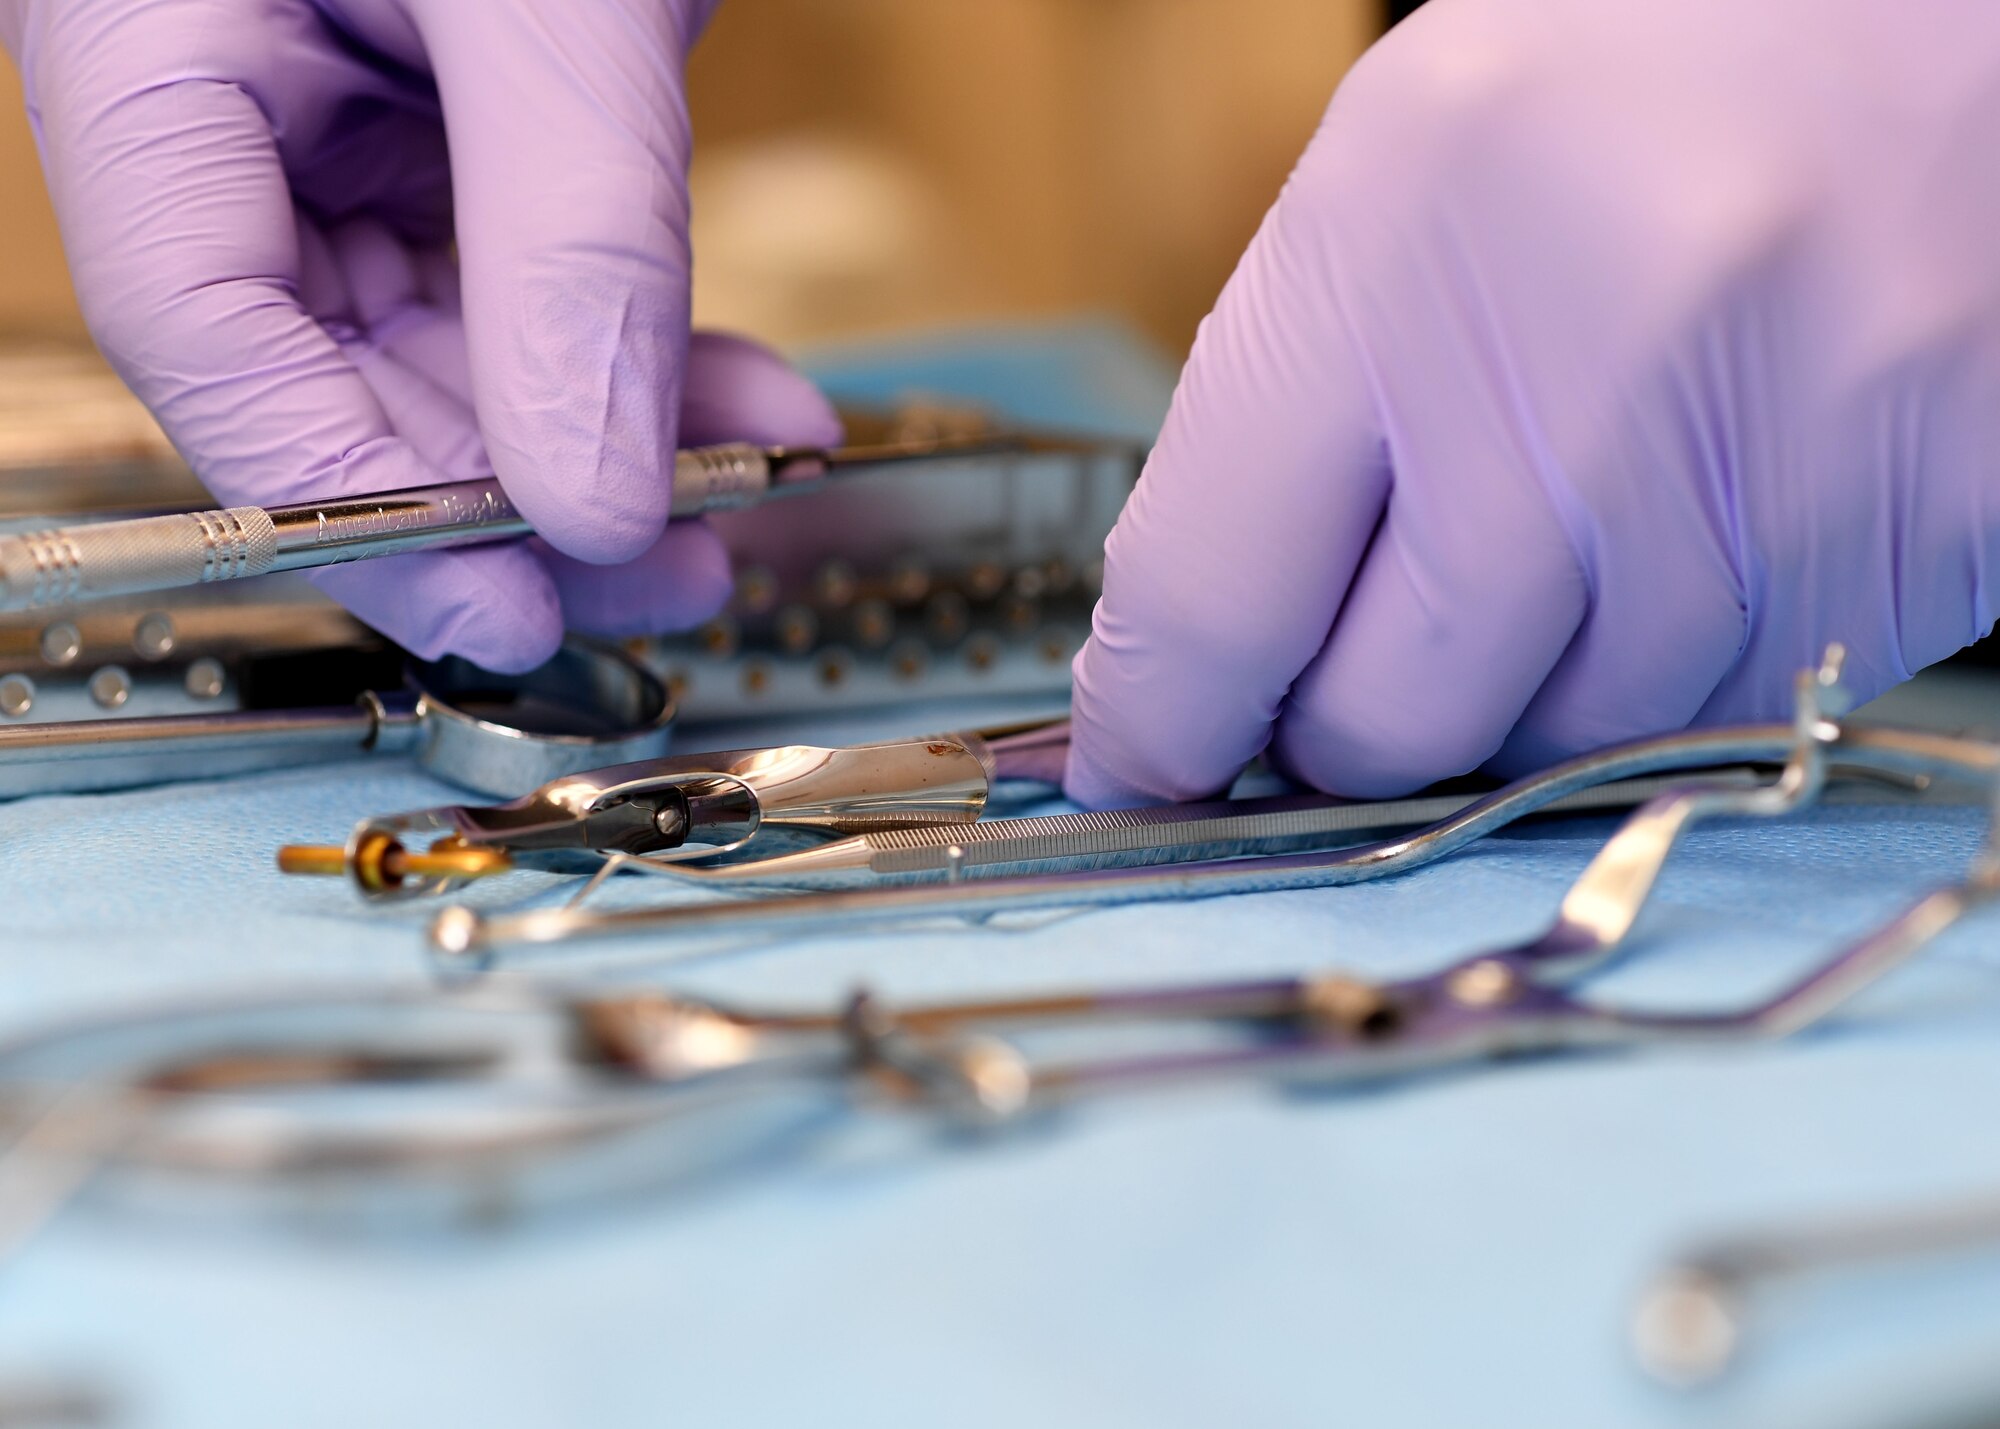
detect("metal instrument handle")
(441, 723), (1818, 957)
(265, 482), (527, 573)
(0, 695), (419, 798)
(856, 774), (1744, 876)
(445, 706), (2000, 959)
(0, 704), (386, 796)
(0, 447), (773, 613)
(0, 508), (276, 610)
(669, 443), (772, 514)
(0, 434), (1068, 614)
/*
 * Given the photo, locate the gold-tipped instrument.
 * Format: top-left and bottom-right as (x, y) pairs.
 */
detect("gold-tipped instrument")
(268, 725), (1045, 903)
(277, 834), (514, 894)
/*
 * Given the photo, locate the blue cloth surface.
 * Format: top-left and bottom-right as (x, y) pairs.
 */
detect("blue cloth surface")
(0, 325), (1998, 1428)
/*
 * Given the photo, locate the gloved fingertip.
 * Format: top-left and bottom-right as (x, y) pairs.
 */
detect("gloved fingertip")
(655, 521), (737, 623)
(1064, 660), (1237, 810)
(518, 478), (673, 569)
(425, 600), (566, 676)
(311, 548), (564, 675)
(1064, 594), (1271, 807)
(680, 329), (844, 450)
(544, 521), (734, 637)
(476, 253), (685, 566)
(1061, 738), (1175, 811)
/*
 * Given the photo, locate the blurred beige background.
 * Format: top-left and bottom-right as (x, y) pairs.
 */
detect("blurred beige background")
(0, 0), (1376, 356)
(0, 59), (73, 338)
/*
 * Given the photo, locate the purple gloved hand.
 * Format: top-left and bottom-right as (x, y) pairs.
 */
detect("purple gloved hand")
(1068, 0), (2000, 806)
(1, 0), (839, 672)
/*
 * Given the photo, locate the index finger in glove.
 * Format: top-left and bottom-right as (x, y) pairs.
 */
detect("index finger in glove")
(394, 0), (703, 566)
(31, 42), (561, 669)
(1064, 154), (1391, 807)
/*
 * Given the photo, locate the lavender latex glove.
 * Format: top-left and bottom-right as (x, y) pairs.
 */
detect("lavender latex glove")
(1069, 0), (2000, 806)
(0, 0), (839, 671)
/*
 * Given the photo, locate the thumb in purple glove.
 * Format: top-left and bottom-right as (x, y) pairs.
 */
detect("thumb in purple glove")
(4, 0), (828, 671)
(294, 215), (839, 646)
(1069, 0), (2000, 806)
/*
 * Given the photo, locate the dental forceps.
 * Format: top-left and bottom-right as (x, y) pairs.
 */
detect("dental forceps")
(438, 650), (1999, 964)
(2, 652), (1995, 1232)
(0, 636), (675, 798)
(274, 720), (1071, 899)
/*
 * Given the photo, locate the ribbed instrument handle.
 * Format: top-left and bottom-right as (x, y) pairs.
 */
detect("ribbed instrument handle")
(0, 508), (276, 611)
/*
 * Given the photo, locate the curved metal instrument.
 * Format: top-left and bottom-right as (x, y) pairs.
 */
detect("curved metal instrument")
(441, 651), (2000, 962)
(2, 653), (1996, 1252)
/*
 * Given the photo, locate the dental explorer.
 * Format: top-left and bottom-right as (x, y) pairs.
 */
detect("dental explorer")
(0, 431), (1077, 614)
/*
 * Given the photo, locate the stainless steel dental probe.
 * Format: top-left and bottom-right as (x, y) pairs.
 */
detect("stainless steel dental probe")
(0, 431), (1068, 613)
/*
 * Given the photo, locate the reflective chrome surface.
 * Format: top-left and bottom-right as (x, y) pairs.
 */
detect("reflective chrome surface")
(5, 668), (1997, 1250)
(446, 652), (2000, 959)
(635, 771), (1770, 889)
(0, 432), (1088, 615)
(266, 481), (526, 572)
(0, 638), (674, 799)
(345, 733), (997, 901)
